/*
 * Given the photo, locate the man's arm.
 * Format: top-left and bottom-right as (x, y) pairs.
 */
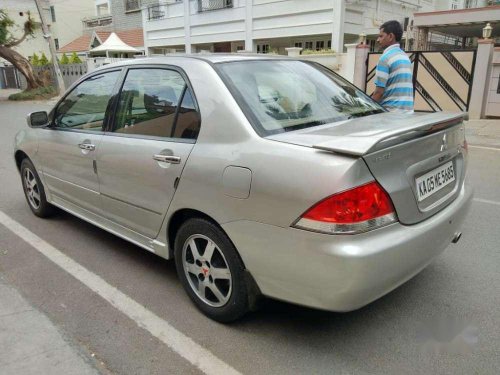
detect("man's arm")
(371, 86), (385, 103)
(372, 57), (389, 104)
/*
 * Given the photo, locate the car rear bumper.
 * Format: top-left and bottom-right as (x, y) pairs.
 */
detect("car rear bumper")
(222, 182), (473, 312)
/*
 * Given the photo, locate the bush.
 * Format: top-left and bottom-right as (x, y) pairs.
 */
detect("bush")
(301, 48), (335, 55)
(60, 53), (69, 64)
(30, 53), (40, 66)
(69, 52), (82, 64)
(9, 86), (57, 101)
(39, 52), (49, 66)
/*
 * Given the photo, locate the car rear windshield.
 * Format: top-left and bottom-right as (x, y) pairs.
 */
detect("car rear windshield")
(217, 60), (384, 136)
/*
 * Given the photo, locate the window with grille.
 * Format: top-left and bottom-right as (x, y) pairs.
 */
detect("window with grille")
(50, 6), (56, 22)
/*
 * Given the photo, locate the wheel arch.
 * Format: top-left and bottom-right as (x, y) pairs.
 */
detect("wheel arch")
(168, 209), (228, 257)
(168, 208), (262, 312)
(167, 208), (252, 274)
(14, 150), (30, 172)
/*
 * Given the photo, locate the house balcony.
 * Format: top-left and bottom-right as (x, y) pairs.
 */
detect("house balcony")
(125, 0), (141, 13)
(83, 15), (113, 29)
(147, 4), (167, 21)
(197, 0), (233, 12)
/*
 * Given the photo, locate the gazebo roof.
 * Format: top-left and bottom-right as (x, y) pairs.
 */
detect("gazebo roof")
(90, 32), (139, 54)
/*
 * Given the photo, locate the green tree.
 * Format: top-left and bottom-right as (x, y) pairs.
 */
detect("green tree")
(60, 53), (69, 64)
(0, 9), (43, 89)
(30, 52), (40, 66)
(69, 52), (82, 64)
(39, 52), (49, 66)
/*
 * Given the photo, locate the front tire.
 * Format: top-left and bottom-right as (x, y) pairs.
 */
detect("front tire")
(20, 158), (55, 218)
(174, 218), (249, 323)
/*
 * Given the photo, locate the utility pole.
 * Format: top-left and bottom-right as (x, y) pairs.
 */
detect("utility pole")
(34, 0), (65, 93)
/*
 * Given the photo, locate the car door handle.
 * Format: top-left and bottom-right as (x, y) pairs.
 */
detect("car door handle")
(78, 143), (95, 151)
(153, 154), (181, 164)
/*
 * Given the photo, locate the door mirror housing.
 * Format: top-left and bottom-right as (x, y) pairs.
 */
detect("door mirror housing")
(27, 111), (49, 128)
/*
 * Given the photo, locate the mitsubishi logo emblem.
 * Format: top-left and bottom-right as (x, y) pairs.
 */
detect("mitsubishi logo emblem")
(440, 134), (448, 152)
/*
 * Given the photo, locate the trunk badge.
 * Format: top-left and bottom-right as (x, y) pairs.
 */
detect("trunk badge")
(373, 152), (392, 163)
(440, 134), (448, 152)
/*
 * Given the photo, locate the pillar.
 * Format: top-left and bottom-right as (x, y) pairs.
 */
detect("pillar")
(469, 38), (494, 119)
(332, 1), (345, 53)
(184, 0), (192, 54)
(353, 43), (370, 90)
(245, 0), (254, 52)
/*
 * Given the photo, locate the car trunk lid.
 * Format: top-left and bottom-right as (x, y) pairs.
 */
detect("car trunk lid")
(267, 111), (468, 224)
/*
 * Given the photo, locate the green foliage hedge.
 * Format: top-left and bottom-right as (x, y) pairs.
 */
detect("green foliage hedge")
(9, 86), (57, 101)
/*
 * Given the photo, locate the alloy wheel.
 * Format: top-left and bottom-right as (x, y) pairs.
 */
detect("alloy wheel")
(182, 234), (232, 307)
(24, 168), (41, 210)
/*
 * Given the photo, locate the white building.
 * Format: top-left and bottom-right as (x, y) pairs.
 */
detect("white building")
(48, 0), (95, 51)
(435, 0), (489, 10)
(141, 0), (436, 56)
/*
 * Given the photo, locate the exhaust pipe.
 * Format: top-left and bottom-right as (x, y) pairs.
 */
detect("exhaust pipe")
(452, 232), (462, 244)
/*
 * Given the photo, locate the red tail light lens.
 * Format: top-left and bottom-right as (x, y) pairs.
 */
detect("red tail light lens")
(294, 181), (397, 234)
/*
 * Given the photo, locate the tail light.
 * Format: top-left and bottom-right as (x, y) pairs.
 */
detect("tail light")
(293, 181), (398, 235)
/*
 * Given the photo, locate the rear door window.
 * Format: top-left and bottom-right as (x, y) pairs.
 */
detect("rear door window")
(113, 68), (186, 138)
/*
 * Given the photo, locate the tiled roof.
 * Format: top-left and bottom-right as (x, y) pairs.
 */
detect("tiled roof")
(58, 29), (144, 53)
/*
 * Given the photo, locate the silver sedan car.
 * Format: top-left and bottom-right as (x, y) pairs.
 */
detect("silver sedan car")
(14, 55), (472, 322)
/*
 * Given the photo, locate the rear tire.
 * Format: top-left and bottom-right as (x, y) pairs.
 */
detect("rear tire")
(174, 218), (249, 323)
(20, 158), (55, 218)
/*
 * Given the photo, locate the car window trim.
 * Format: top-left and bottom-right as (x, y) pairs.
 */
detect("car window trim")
(49, 68), (125, 133)
(106, 64), (201, 142)
(170, 84), (188, 138)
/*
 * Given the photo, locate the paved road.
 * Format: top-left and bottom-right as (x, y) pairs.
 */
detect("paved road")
(1, 99), (499, 375)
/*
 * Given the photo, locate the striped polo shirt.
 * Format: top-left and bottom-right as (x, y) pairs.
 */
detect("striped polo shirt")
(374, 44), (414, 112)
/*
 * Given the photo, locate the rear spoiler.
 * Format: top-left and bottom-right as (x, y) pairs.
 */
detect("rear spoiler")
(312, 112), (466, 156)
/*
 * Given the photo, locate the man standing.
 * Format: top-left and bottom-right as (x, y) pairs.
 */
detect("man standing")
(371, 20), (414, 113)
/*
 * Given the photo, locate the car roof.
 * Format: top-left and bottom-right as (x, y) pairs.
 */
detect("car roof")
(93, 53), (291, 71)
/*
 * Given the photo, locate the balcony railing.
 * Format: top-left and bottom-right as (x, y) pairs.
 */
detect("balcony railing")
(83, 15), (113, 28)
(197, 0), (233, 12)
(147, 4), (166, 20)
(125, 0), (141, 12)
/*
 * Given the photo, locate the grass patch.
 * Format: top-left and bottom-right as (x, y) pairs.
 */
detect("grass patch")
(9, 86), (57, 101)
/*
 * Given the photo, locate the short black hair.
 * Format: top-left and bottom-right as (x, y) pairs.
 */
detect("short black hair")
(380, 20), (403, 42)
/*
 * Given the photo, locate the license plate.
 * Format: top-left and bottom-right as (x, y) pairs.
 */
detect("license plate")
(416, 161), (455, 202)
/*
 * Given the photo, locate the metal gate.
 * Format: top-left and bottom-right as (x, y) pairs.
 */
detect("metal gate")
(365, 50), (477, 112)
(0, 66), (20, 89)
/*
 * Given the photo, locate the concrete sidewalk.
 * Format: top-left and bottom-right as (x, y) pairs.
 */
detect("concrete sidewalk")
(0, 275), (99, 375)
(465, 119), (500, 148)
(0, 89), (21, 101)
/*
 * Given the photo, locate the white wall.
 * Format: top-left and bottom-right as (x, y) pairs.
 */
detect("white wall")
(143, 0), (441, 53)
(49, 0), (95, 50)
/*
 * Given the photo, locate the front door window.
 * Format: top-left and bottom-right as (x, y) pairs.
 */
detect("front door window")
(54, 71), (120, 131)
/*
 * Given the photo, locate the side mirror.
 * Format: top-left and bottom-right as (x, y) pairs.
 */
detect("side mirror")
(27, 111), (49, 128)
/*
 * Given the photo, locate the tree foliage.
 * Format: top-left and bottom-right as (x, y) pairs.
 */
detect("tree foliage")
(0, 9), (36, 48)
(0, 9), (43, 89)
(30, 52), (40, 66)
(39, 52), (49, 66)
(70, 52), (82, 64)
(60, 53), (69, 64)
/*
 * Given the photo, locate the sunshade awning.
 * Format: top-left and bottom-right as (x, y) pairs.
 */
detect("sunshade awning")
(89, 32), (139, 53)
